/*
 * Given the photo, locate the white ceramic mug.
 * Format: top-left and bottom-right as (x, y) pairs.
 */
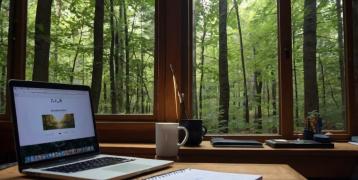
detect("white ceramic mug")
(155, 123), (189, 157)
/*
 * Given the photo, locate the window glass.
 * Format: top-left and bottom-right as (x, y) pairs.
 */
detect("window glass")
(292, 0), (346, 132)
(193, 0), (278, 134)
(0, 0), (9, 113)
(26, 0), (155, 114)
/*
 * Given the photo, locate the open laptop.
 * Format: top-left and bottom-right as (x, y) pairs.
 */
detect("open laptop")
(9, 80), (173, 179)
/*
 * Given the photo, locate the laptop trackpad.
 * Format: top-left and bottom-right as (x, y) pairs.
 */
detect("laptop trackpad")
(104, 163), (151, 173)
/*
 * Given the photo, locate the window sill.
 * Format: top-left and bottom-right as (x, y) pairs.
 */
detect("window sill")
(100, 141), (358, 178)
(100, 141), (358, 159)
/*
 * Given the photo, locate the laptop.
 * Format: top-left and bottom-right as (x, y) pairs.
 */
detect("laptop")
(8, 80), (173, 179)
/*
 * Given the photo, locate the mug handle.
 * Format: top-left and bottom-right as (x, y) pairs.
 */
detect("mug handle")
(177, 126), (188, 146)
(202, 126), (207, 136)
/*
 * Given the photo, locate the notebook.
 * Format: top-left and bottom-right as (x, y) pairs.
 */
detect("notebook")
(9, 80), (173, 179)
(211, 138), (263, 148)
(265, 139), (334, 148)
(146, 168), (262, 180)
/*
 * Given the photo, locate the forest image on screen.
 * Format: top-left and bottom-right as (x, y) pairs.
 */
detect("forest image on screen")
(42, 113), (75, 130)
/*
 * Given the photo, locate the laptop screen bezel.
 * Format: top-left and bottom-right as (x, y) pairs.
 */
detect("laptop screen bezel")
(8, 80), (100, 171)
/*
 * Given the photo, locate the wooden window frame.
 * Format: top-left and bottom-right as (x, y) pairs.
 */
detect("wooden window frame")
(1, 0), (356, 143)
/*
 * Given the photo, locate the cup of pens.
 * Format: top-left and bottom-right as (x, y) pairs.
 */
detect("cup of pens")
(179, 119), (207, 146)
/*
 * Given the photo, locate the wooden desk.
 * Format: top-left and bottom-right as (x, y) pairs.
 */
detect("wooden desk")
(0, 163), (305, 180)
(100, 141), (358, 179)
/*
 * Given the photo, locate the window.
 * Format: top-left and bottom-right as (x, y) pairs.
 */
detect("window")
(292, 0), (346, 132)
(2, 0), (356, 142)
(192, 0), (351, 137)
(193, 0), (278, 134)
(0, 0), (9, 113)
(26, 0), (155, 115)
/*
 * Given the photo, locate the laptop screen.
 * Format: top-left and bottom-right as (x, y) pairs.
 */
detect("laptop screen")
(12, 86), (98, 165)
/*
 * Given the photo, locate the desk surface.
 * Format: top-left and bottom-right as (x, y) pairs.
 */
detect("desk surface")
(0, 163), (305, 180)
(99, 141), (358, 179)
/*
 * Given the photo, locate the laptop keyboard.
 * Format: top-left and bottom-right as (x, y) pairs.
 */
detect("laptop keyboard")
(45, 157), (134, 173)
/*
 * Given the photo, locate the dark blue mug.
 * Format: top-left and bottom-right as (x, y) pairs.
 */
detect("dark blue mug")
(179, 119), (207, 146)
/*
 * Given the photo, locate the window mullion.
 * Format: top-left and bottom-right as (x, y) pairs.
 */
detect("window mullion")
(278, 0), (293, 139)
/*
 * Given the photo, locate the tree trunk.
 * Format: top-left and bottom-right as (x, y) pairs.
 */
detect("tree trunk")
(254, 70), (263, 131)
(142, 79), (151, 113)
(82, 53), (85, 84)
(192, 1), (198, 119)
(303, 0), (319, 116)
(140, 63), (145, 113)
(319, 55), (326, 107)
(140, 15), (145, 113)
(91, 0), (104, 113)
(33, 0), (53, 81)
(266, 82), (270, 117)
(271, 77), (277, 133)
(336, 0), (344, 107)
(122, 0), (131, 113)
(199, 5), (207, 120)
(136, 63), (140, 113)
(70, 25), (84, 84)
(271, 78), (277, 116)
(253, 47), (262, 131)
(103, 81), (108, 113)
(218, 0), (229, 133)
(109, 0), (117, 113)
(234, 0), (249, 124)
(53, 0), (61, 81)
(117, 3), (124, 113)
(292, 23), (299, 126)
(329, 82), (339, 106)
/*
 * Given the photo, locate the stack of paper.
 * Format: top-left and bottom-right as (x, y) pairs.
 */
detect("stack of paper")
(147, 168), (262, 180)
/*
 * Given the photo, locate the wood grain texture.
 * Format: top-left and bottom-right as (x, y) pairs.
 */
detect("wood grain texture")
(100, 141), (358, 179)
(278, 0), (293, 139)
(0, 163), (305, 180)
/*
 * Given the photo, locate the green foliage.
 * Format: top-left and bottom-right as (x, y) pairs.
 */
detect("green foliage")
(195, 0), (278, 134)
(1, 0), (347, 133)
(0, 0), (9, 113)
(26, 0), (155, 114)
(195, 0), (345, 134)
(292, 0), (345, 132)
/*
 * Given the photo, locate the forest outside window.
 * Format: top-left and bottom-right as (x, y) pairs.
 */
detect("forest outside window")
(3, 0), (354, 140)
(0, 0), (9, 114)
(292, 0), (346, 132)
(192, 0), (349, 135)
(193, 0), (278, 134)
(26, 0), (155, 115)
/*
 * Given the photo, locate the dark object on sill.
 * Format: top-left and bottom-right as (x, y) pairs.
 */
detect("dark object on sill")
(313, 134), (331, 143)
(211, 138), (263, 148)
(265, 139), (334, 148)
(303, 128), (314, 140)
(179, 119), (207, 146)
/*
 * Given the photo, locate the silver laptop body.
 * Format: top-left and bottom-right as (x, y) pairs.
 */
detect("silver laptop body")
(9, 80), (172, 179)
